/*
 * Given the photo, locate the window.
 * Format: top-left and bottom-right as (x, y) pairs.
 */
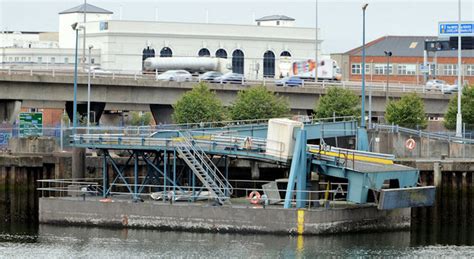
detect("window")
(91, 58), (95, 64)
(443, 64), (457, 76)
(216, 49), (227, 59)
(15, 57), (19, 62)
(374, 64), (393, 75)
(8, 57), (13, 62)
(351, 63), (361, 74)
(64, 57), (69, 64)
(232, 49), (244, 74)
(37, 57), (43, 64)
(467, 65), (474, 76)
(21, 57), (26, 62)
(28, 57), (32, 62)
(50, 57), (56, 64)
(198, 48), (211, 57)
(276, 21), (280, 26)
(160, 47), (173, 57)
(398, 64), (416, 75)
(351, 63), (370, 75)
(263, 50), (275, 77)
(280, 51), (291, 57)
(257, 22), (260, 26)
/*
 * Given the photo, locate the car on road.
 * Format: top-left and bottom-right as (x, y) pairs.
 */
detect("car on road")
(275, 76), (304, 87)
(441, 84), (458, 94)
(211, 72), (245, 84)
(156, 70), (192, 82)
(426, 79), (448, 91)
(199, 71), (223, 81)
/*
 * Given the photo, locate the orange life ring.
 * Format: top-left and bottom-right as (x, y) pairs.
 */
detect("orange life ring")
(248, 191), (261, 204)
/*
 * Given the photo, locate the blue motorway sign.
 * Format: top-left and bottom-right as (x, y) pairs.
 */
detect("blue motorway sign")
(439, 22), (474, 36)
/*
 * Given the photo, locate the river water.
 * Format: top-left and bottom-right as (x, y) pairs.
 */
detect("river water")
(0, 224), (473, 258)
(1, 180), (474, 257)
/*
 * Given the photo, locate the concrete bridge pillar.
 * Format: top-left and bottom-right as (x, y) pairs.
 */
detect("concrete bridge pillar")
(251, 161), (260, 180)
(0, 100), (21, 124)
(150, 104), (173, 124)
(65, 101), (105, 126)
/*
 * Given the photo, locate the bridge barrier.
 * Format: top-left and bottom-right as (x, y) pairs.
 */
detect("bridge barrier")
(0, 68), (437, 94)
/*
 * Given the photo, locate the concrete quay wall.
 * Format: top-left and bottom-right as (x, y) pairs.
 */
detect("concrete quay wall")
(39, 198), (411, 235)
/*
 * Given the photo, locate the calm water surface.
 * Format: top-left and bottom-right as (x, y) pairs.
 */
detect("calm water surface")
(0, 224), (473, 258)
(1, 176), (474, 258)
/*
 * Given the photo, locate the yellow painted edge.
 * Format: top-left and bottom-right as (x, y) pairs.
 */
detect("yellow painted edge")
(171, 135), (212, 142)
(297, 209), (305, 235)
(309, 149), (394, 165)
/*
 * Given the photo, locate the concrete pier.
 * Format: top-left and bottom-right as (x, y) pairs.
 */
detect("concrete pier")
(39, 198), (411, 235)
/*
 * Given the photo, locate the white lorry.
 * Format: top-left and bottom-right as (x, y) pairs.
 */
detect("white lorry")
(292, 58), (342, 81)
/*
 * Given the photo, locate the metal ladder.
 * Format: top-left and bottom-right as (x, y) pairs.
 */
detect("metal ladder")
(175, 131), (233, 203)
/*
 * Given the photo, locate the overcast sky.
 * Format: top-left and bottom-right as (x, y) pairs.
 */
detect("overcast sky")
(0, 0), (473, 53)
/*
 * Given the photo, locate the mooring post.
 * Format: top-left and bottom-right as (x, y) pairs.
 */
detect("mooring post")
(434, 162), (441, 188)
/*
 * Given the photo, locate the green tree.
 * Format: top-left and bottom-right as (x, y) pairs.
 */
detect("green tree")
(444, 86), (474, 130)
(385, 93), (427, 129)
(172, 82), (226, 124)
(229, 86), (290, 120)
(130, 111), (153, 126)
(314, 87), (360, 118)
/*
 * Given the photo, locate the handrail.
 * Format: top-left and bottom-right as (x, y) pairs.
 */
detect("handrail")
(373, 123), (474, 144)
(177, 130), (232, 195)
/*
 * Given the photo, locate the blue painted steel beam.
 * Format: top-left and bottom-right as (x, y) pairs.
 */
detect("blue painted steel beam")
(284, 129), (309, 209)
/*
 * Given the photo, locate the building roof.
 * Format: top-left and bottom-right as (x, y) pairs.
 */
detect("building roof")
(255, 15), (295, 22)
(59, 3), (113, 15)
(345, 35), (474, 58)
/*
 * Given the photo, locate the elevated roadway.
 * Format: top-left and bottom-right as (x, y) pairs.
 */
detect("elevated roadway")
(0, 70), (452, 123)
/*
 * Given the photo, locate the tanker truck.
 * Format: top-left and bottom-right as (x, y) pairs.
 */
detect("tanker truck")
(143, 57), (231, 74)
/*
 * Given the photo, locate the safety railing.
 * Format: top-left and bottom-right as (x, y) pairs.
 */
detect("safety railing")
(373, 123), (474, 144)
(0, 67), (437, 94)
(37, 178), (351, 209)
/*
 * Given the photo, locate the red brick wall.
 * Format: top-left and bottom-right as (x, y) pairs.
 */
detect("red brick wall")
(349, 56), (474, 85)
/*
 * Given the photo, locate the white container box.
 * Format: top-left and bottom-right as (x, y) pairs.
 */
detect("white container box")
(265, 118), (304, 160)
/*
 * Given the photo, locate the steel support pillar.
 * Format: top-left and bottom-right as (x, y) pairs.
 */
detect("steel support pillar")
(284, 129), (308, 209)
(102, 150), (108, 198)
(133, 151), (139, 201)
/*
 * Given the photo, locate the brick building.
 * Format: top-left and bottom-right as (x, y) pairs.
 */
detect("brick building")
(332, 36), (474, 85)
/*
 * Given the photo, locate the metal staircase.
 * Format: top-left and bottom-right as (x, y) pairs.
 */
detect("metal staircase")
(175, 131), (233, 203)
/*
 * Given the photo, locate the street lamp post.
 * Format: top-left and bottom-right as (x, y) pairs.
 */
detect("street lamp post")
(71, 22), (83, 134)
(384, 51), (392, 103)
(87, 45), (93, 133)
(456, 0), (463, 137)
(357, 3), (369, 151)
(361, 3), (368, 128)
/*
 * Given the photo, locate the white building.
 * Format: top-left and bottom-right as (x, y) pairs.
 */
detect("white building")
(3, 3), (322, 79)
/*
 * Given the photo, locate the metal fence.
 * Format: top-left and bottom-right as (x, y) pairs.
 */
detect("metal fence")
(37, 177), (349, 209)
(373, 123), (474, 144)
(0, 67), (439, 94)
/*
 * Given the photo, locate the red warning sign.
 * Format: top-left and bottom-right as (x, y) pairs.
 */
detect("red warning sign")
(405, 138), (416, 150)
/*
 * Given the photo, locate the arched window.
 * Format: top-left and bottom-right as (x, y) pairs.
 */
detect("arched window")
(142, 47), (155, 70)
(263, 51), (275, 78)
(232, 49), (244, 74)
(280, 51), (291, 57)
(216, 49), (227, 59)
(198, 48), (211, 57)
(160, 47), (173, 57)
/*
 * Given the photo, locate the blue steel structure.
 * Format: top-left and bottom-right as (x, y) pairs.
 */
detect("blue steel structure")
(72, 118), (434, 209)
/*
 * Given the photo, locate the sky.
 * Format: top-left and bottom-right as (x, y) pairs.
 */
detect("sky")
(0, 0), (473, 53)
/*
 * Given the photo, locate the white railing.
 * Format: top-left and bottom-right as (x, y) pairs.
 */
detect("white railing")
(0, 67), (441, 94)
